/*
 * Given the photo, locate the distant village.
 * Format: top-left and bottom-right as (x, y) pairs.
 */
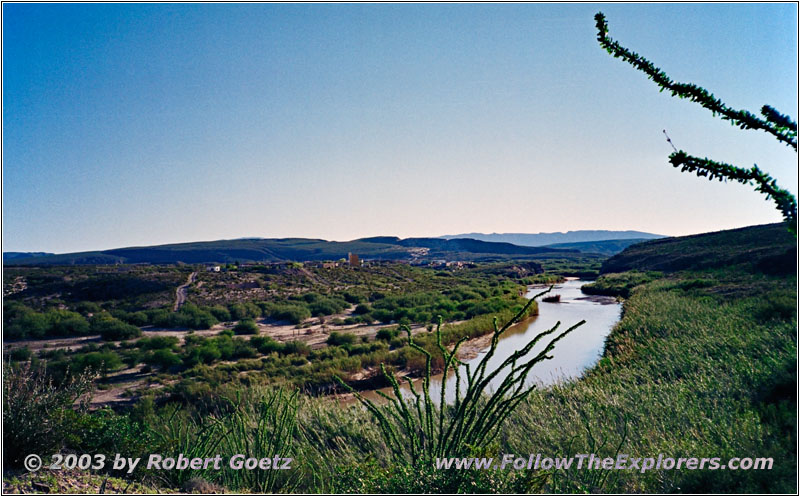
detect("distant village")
(204, 252), (474, 273)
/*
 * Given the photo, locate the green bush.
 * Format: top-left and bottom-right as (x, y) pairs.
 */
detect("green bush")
(229, 302), (261, 320)
(234, 319), (259, 335)
(3, 363), (93, 467)
(138, 336), (180, 351)
(267, 304), (311, 325)
(327, 332), (356, 346)
(282, 341), (311, 357)
(72, 351), (123, 376)
(91, 315), (142, 341)
(309, 297), (348, 317)
(376, 328), (400, 341)
(146, 349), (182, 370)
(5, 308), (93, 340)
(198, 344), (222, 364)
(126, 311), (150, 327)
(48, 310), (91, 336)
(8, 346), (32, 362)
(342, 291), (365, 304)
(251, 336), (284, 354)
(231, 338), (258, 359)
(353, 304), (372, 315)
(209, 305), (232, 322)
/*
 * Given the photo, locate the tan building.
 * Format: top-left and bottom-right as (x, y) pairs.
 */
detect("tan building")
(348, 253), (361, 267)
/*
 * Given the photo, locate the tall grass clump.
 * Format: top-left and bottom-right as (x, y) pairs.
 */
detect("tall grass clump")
(148, 405), (228, 489)
(3, 362), (94, 467)
(149, 387), (298, 493)
(216, 388), (298, 492)
(335, 287), (584, 468)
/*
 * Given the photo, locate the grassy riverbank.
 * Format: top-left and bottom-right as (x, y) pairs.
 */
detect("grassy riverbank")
(506, 267), (796, 492)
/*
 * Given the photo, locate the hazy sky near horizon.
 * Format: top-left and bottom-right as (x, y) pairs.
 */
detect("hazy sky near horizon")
(3, 3), (798, 253)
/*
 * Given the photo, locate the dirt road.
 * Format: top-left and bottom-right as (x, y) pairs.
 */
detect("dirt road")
(173, 271), (197, 311)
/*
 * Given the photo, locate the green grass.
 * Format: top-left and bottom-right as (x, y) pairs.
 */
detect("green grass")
(580, 270), (661, 298)
(504, 269), (796, 492)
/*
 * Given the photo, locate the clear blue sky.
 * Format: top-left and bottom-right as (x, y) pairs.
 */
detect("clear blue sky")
(3, 3), (797, 253)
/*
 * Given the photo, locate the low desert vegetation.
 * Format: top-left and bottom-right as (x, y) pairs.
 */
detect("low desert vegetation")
(4, 264), (794, 492)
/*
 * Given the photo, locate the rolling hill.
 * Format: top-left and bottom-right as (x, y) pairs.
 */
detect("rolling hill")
(600, 223), (796, 275)
(2, 252), (54, 262)
(4, 237), (577, 266)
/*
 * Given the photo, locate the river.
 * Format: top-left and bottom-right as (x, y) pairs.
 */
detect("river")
(344, 278), (621, 404)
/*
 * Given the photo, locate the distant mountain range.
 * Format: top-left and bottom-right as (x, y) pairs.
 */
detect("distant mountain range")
(3, 237), (580, 266)
(441, 230), (664, 247)
(540, 238), (655, 256)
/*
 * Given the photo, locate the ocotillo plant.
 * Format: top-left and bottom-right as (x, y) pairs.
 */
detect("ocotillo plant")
(335, 286), (585, 466)
(217, 388), (299, 493)
(595, 12), (797, 233)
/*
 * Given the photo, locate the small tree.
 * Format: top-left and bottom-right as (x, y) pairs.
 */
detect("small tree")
(595, 12), (797, 233)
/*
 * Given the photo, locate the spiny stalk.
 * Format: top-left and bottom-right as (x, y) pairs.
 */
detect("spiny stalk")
(595, 12), (797, 233)
(335, 285), (584, 466)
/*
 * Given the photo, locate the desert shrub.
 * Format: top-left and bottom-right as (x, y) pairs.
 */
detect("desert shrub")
(209, 305), (232, 322)
(231, 338), (258, 359)
(372, 309), (394, 324)
(144, 308), (169, 325)
(71, 351), (123, 376)
(198, 344), (222, 364)
(342, 291), (365, 304)
(282, 341), (311, 357)
(124, 311), (150, 327)
(74, 301), (102, 315)
(234, 319), (259, 335)
(376, 328), (400, 341)
(229, 302), (262, 320)
(47, 310), (91, 336)
(91, 315), (142, 341)
(263, 303), (311, 324)
(120, 348), (144, 368)
(214, 336), (236, 360)
(3, 363), (94, 467)
(353, 303), (372, 315)
(146, 349), (182, 370)
(8, 346), (32, 362)
(327, 332), (356, 346)
(4, 308), (93, 340)
(309, 297), (348, 317)
(176, 304), (219, 330)
(251, 336), (284, 354)
(63, 407), (157, 473)
(138, 336), (180, 351)
(581, 271), (660, 298)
